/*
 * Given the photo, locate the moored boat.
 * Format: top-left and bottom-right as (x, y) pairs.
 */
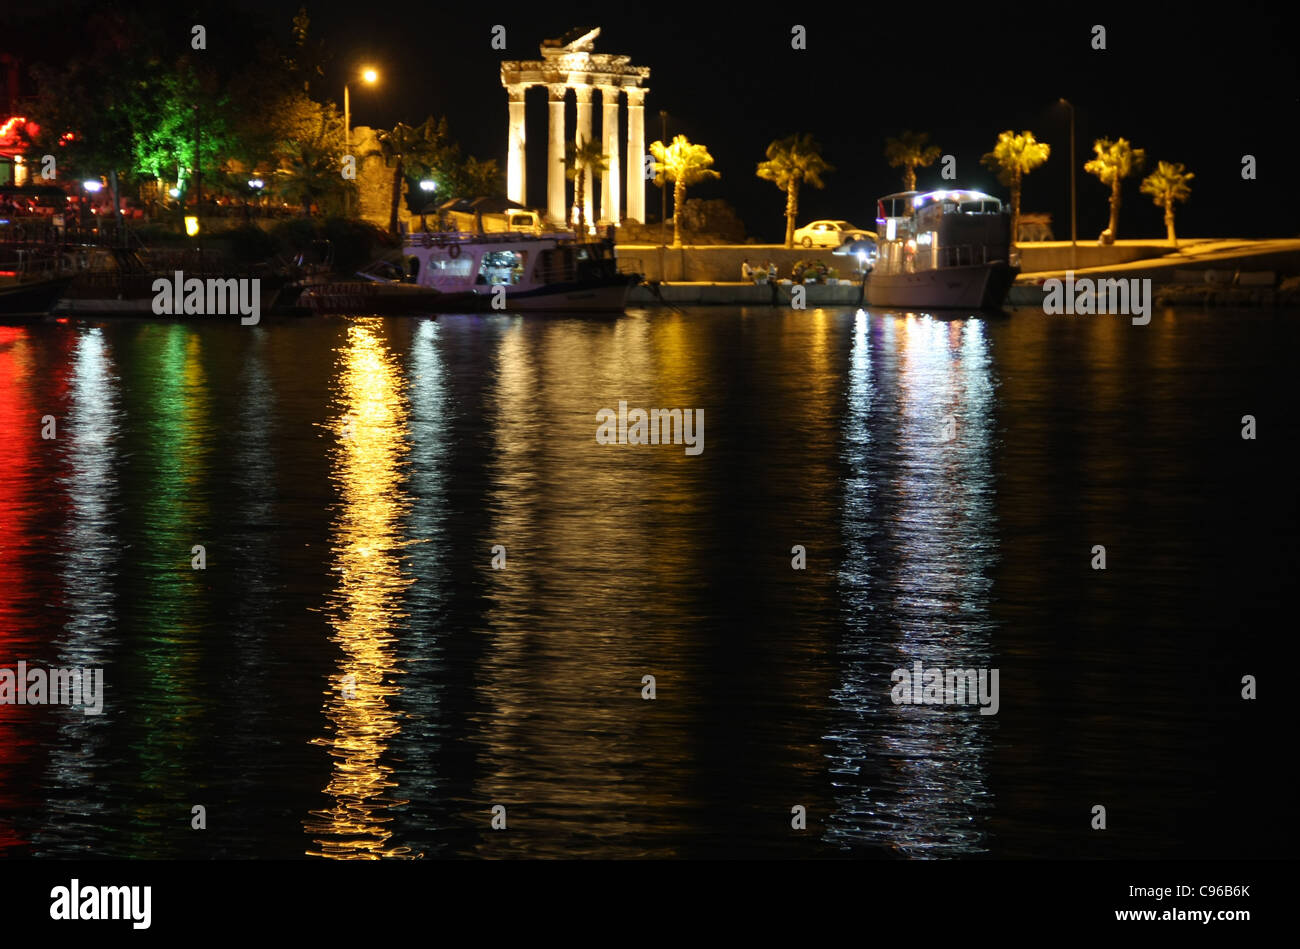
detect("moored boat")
(298, 229), (639, 313)
(857, 190), (1018, 310)
(0, 247), (73, 319)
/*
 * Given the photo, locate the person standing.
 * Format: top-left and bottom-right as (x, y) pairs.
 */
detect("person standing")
(741, 258), (752, 281)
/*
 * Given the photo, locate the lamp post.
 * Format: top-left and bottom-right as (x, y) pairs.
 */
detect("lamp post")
(81, 179), (102, 234)
(1059, 98), (1077, 271)
(344, 68), (379, 216)
(418, 179), (436, 231)
(659, 110), (667, 246)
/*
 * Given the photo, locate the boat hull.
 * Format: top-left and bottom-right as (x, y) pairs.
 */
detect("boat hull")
(865, 261), (1018, 310)
(300, 277), (634, 314)
(0, 276), (73, 318)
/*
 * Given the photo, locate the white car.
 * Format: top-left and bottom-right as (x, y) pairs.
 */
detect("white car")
(793, 219), (875, 248)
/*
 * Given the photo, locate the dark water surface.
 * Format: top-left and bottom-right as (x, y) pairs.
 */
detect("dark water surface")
(0, 306), (1292, 858)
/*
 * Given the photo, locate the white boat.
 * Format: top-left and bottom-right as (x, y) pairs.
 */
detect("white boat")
(853, 190), (1018, 310)
(301, 229), (639, 313)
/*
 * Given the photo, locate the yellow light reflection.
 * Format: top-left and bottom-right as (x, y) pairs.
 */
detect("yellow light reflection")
(305, 322), (416, 859)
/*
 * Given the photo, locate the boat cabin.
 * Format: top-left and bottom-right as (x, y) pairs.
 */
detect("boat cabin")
(401, 232), (620, 294)
(874, 189), (1011, 274)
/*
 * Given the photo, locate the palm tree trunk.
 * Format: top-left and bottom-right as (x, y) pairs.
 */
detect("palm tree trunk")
(672, 175), (686, 248)
(1010, 174), (1021, 246)
(1108, 178), (1121, 238)
(389, 159), (404, 235)
(904, 165), (916, 192)
(784, 180), (799, 248)
(576, 167), (586, 232)
(1164, 200), (1176, 244)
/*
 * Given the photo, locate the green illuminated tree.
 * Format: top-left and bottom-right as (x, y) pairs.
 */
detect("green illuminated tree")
(757, 133), (833, 248)
(650, 135), (720, 247)
(1085, 137), (1146, 240)
(980, 130), (1051, 245)
(564, 135), (609, 232)
(884, 130), (941, 192)
(1140, 160), (1194, 245)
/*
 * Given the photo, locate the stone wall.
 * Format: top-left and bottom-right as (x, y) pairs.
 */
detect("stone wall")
(351, 125), (394, 230)
(1016, 242), (1170, 273)
(618, 244), (864, 282)
(618, 241), (1181, 281)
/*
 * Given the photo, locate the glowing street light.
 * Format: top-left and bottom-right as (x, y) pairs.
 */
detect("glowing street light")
(82, 179), (102, 193)
(248, 178), (264, 190)
(419, 180), (437, 192)
(344, 67), (381, 216)
(169, 187), (181, 198)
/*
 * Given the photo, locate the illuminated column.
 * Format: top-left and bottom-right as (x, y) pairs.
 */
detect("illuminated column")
(547, 84), (567, 226)
(506, 84), (527, 206)
(599, 86), (621, 225)
(574, 85), (595, 228)
(625, 88), (646, 224)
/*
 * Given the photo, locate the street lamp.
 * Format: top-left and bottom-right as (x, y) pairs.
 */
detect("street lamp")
(1059, 98), (1077, 270)
(418, 180), (437, 231)
(345, 67), (379, 216)
(659, 110), (668, 246)
(345, 66), (379, 153)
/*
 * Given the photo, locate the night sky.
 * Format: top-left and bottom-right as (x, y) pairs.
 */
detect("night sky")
(6, 1), (1299, 241)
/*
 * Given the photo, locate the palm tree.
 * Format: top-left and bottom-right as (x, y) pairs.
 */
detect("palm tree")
(884, 131), (941, 191)
(1084, 137), (1146, 240)
(277, 143), (345, 216)
(1140, 161), (1194, 245)
(564, 135), (608, 233)
(980, 130), (1051, 245)
(649, 135), (720, 248)
(275, 109), (348, 216)
(757, 133), (833, 248)
(376, 117), (447, 234)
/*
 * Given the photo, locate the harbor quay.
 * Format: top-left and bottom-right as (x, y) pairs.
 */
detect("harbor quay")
(619, 239), (1300, 307)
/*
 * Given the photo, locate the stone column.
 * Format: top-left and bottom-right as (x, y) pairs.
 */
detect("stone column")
(573, 85), (595, 230)
(506, 84), (527, 207)
(625, 88), (646, 224)
(599, 86), (621, 225)
(546, 84), (567, 227)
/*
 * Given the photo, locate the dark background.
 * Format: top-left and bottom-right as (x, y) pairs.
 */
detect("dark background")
(5, 1), (1298, 241)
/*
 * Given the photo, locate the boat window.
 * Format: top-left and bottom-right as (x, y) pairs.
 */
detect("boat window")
(428, 256), (473, 278)
(478, 249), (528, 285)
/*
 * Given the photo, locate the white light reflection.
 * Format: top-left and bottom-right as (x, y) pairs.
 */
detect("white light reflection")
(827, 311), (999, 856)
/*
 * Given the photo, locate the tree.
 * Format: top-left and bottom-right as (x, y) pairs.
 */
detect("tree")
(757, 133), (833, 248)
(1140, 161), (1194, 245)
(884, 131), (941, 191)
(980, 130), (1051, 245)
(649, 135), (720, 248)
(1084, 137), (1146, 240)
(376, 118), (449, 234)
(275, 108), (351, 216)
(564, 135), (608, 233)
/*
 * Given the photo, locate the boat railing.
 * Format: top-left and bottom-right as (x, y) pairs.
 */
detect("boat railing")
(11, 248), (60, 281)
(533, 264), (577, 284)
(939, 244), (1010, 268)
(403, 230), (574, 249)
